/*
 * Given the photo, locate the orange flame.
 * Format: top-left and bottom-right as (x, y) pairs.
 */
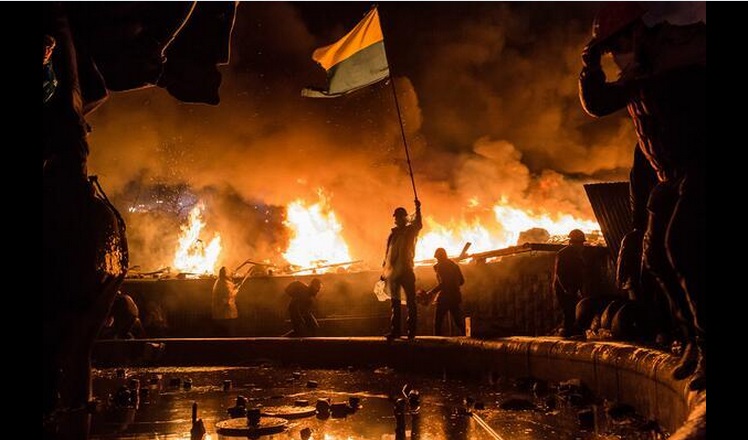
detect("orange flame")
(493, 205), (600, 242)
(172, 203), (222, 274)
(415, 201), (600, 261)
(283, 191), (353, 272)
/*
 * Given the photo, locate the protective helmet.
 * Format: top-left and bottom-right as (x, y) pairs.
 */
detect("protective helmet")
(568, 229), (586, 243)
(591, 2), (647, 46)
(434, 248), (448, 260)
(393, 207), (408, 217)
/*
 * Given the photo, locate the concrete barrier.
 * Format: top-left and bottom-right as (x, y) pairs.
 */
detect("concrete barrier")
(93, 336), (705, 439)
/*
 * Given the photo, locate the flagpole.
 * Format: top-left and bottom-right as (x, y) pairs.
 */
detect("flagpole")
(387, 76), (419, 202)
(378, 6), (419, 202)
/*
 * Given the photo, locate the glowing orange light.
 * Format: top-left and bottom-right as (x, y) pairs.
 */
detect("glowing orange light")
(415, 200), (600, 261)
(172, 203), (222, 274)
(283, 190), (353, 273)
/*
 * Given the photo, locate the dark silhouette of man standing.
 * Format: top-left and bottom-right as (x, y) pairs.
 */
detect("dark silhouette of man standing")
(553, 229), (587, 337)
(382, 200), (422, 340)
(579, 3), (705, 390)
(427, 248), (466, 336)
(212, 266), (239, 337)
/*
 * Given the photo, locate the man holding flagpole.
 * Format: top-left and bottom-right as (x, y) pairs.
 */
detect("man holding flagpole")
(302, 7), (424, 340)
(382, 200), (422, 340)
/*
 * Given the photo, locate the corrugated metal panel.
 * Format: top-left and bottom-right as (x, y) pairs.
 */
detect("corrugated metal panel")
(584, 182), (631, 260)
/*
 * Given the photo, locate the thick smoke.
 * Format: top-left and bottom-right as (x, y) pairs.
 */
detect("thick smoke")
(87, 2), (637, 271)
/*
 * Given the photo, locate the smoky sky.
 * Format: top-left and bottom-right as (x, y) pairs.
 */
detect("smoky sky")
(87, 2), (639, 270)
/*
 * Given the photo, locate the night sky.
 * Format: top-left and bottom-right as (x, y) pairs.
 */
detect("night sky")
(86, 2), (639, 270)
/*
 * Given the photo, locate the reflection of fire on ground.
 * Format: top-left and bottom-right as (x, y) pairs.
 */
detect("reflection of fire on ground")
(125, 188), (602, 279)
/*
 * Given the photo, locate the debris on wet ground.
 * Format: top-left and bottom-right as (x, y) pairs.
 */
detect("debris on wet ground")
(300, 426), (312, 440)
(532, 379), (549, 397)
(91, 366), (667, 439)
(577, 407), (595, 429)
(558, 378), (592, 407)
(374, 366), (395, 374)
(605, 401), (636, 421)
(227, 395), (248, 418)
(544, 395), (557, 411)
(330, 401), (349, 418)
(499, 396), (537, 411)
(315, 397), (331, 414)
(261, 404), (317, 419)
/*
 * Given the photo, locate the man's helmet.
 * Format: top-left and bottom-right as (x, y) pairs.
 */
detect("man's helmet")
(568, 229), (586, 243)
(591, 2), (647, 46)
(393, 207), (408, 218)
(434, 248), (448, 260)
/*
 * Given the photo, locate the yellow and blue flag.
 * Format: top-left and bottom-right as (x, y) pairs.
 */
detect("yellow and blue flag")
(302, 7), (390, 98)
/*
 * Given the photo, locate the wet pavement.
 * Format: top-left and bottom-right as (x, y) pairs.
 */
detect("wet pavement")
(91, 366), (665, 439)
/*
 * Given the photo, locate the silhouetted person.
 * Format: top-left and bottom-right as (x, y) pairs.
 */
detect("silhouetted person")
(143, 300), (169, 338)
(212, 266), (239, 336)
(99, 291), (146, 339)
(579, 3), (705, 390)
(382, 200), (423, 340)
(426, 248), (466, 336)
(618, 146), (691, 347)
(553, 230), (587, 337)
(43, 5), (236, 438)
(284, 278), (322, 337)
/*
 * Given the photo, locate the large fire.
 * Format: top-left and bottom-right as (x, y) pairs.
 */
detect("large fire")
(172, 203), (222, 274)
(283, 191), (353, 272)
(166, 191), (599, 275)
(415, 202), (600, 261)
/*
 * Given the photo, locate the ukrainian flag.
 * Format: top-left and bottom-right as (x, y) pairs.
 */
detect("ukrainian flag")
(302, 7), (390, 98)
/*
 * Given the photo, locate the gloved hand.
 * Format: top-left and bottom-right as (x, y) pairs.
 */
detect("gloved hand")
(380, 275), (386, 282)
(581, 42), (602, 69)
(414, 199), (421, 210)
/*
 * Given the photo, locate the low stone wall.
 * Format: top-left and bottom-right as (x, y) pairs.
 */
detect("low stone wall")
(93, 336), (705, 439)
(121, 250), (615, 338)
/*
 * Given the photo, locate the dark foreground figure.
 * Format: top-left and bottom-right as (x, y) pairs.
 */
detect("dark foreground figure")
(43, 3), (236, 438)
(579, 3), (705, 390)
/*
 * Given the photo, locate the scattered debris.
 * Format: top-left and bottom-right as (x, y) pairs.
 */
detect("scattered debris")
(578, 408), (595, 430)
(331, 402), (349, 418)
(606, 402), (636, 421)
(300, 427), (312, 440)
(499, 397), (536, 411)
